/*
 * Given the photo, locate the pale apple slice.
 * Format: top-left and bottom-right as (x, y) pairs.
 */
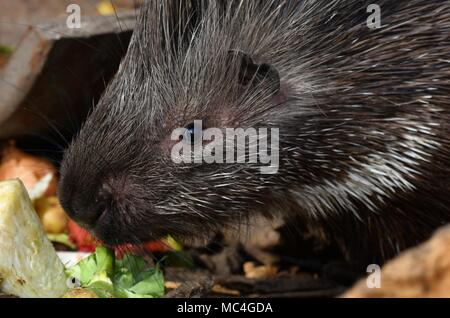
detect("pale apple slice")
(0, 179), (67, 298)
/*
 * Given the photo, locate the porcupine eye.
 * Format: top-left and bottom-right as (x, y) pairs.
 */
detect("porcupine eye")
(182, 123), (202, 145)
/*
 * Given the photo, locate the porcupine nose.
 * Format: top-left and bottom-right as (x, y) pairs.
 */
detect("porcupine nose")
(59, 174), (131, 229)
(61, 191), (106, 230)
(87, 175), (132, 227)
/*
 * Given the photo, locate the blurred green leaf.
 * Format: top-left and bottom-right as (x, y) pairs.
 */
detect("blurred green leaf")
(66, 247), (165, 298)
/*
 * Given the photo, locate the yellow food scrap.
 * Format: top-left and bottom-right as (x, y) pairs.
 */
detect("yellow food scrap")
(34, 196), (68, 234)
(243, 262), (278, 279)
(97, 0), (116, 16)
(63, 288), (99, 298)
(164, 281), (181, 290)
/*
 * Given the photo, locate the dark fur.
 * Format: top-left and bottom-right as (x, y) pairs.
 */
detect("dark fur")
(59, 0), (450, 263)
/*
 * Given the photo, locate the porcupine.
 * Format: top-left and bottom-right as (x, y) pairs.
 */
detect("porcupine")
(58, 0), (450, 264)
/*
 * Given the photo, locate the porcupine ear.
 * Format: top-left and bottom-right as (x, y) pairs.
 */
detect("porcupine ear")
(228, 50), (280, 95)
